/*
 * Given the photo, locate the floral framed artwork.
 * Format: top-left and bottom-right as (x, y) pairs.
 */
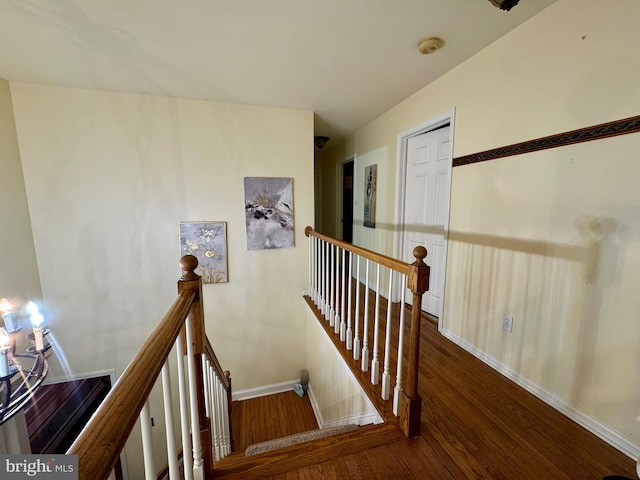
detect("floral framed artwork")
(179, 222), (228, 283)
(244, 177), (294, 250)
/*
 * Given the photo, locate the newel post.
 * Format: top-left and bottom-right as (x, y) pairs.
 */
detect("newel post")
(178, 255), (214, 479)
(401, 246), (429, 437)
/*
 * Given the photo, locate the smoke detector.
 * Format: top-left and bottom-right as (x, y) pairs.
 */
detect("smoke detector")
(418, 37), (444, 55)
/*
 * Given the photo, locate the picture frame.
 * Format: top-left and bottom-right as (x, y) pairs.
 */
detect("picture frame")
(244, 177), (294, 250)
(179, 221), (229, 283)
(364, 164), (377, 228)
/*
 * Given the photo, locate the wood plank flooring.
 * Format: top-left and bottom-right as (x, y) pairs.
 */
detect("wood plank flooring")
(231, 391), (319, 451)
(215, 300), (637, 479)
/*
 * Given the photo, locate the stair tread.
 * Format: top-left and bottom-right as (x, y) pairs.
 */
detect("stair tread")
(245, 423), (359, 456)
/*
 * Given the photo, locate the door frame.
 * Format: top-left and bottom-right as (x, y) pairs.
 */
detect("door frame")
(335, 155), (356, 240)
(392, 109), (455, 331)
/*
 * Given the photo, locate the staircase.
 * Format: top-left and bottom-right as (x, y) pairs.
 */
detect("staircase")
(205, 388), (401, 478)
(206, 227), (431, 477)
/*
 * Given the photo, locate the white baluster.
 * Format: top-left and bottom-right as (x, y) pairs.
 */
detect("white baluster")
(322, 241), (328, 316)
(205, 359), (219, 460)
(221, 380), (231, 456)
(216, 368), (224, 460)
(381, 270), (394, 400)
(346, 250), (353, 350)
(215, 374), (225, 459)
(308, 234), (313, 297)
(393, 275), (408, 416)
(326, 241), (331, 319)
(140, 401), (155, 479)
(176, 333), (194, 480)
(314, 236), (319, 305)
(317, 239), (322, 310)
(329, 244), (335, 324)
(312, 237), (318, 304)
(214, 376), (223, 458)
(333, 245), (340, 334)
(334, 246), (341, 333)
(371, 264), (381, 384)
(319, 240), (325, 314)
(340, 248), (347, 341)
(318, 237), (323, 308)
(161, 361), (180, 479)
(353, 255), (361, 360)
(361, 259), (371, 372)
(185, 317), (204, 480)
(203, 358), (211, 419)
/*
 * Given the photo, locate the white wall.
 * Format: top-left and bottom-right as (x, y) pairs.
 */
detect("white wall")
(0, 78), (41, 302)
(322, 0), (640, 456)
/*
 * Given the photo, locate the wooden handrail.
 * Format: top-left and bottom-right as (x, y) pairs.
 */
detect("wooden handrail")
(67, 289), (196, 480)
(305, 226), (410, 275)
(68, 255), (228, 480)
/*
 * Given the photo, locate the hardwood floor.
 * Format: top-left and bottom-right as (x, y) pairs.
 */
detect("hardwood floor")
(231, 391), (319, 451)
(215, 302), (637, 479)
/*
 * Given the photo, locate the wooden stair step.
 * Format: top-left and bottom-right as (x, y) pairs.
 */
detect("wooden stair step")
(213, 422), (403, 479)
(244, 423), (359, 456)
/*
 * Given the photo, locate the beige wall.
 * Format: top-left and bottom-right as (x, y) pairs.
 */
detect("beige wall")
(10, 83), (314, 475)
(322, 0), (640, 455)
(305, 308), (378, 427)
(0, 78), (41, 301)
(10, 83), (314, 391)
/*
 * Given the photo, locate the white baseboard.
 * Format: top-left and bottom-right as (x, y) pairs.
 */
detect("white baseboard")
(232, 379), (299, 402)
(307, 384), (382, 429)
(441, 328), (640, 461)
(231, 378), (382, 428)
(43, 368), (117, 386)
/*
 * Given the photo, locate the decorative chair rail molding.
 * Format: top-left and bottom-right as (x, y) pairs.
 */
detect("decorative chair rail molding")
(453, 114), (640, 167)
(304, 226), (429, 437)
(68, 255), (232, 480)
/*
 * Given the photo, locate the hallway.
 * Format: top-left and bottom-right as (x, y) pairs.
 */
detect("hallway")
(215, 311), (637, 479)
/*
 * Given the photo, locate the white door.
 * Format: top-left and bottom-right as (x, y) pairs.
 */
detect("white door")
(403, 126), (451, 318)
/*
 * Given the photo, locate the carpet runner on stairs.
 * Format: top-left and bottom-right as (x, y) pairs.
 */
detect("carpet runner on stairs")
(244, 424), (359, 456)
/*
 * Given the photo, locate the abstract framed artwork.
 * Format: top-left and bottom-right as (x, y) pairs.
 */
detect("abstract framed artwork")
(364, 164), (377, 228)
(179, 221), (228, 283)
(244, 177), (294, 250)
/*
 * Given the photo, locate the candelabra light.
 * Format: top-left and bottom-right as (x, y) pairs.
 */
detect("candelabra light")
(0, 298), (51, 425)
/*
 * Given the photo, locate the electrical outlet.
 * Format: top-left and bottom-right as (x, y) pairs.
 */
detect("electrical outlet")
(502, 315), (513, 332)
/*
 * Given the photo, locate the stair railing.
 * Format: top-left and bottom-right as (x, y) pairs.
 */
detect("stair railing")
(304, 226), (429, 437)
(67, 255), (232, 480)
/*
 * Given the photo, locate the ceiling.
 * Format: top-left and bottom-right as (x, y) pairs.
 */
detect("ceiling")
(0, 0), (557, 143)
